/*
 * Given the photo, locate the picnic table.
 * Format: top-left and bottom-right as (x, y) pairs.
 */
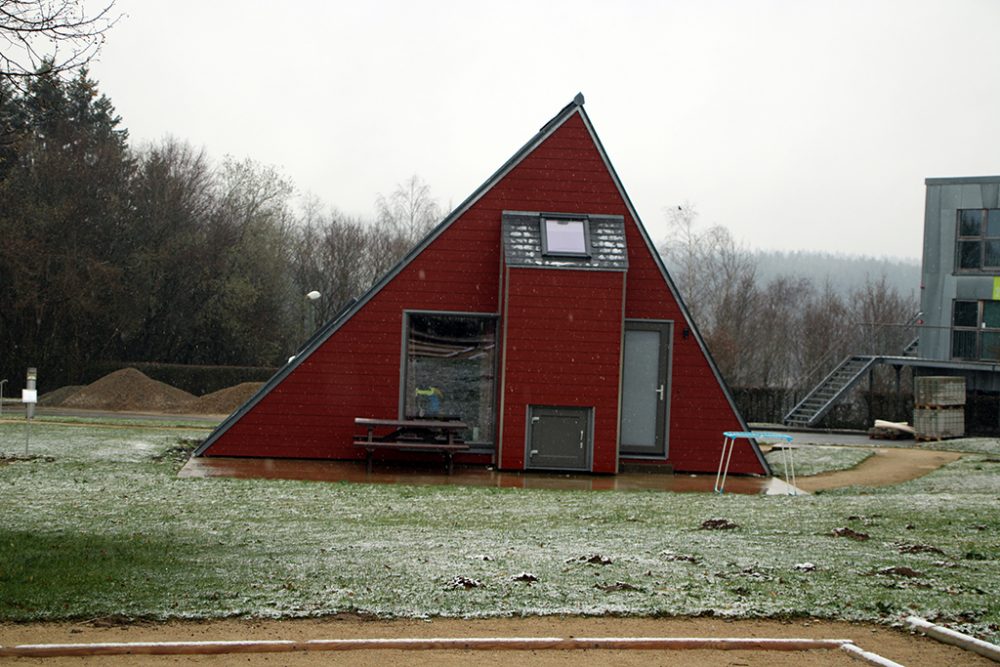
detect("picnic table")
(353, 417), (469, 474)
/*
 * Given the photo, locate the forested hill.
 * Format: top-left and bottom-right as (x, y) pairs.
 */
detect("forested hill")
(751, 250), (921, 299)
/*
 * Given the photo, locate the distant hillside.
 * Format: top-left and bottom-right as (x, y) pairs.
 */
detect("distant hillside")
(749, 250), (920, 298)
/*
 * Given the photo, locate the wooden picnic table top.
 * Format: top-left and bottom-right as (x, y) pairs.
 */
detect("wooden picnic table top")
(354, 417), (467, 430)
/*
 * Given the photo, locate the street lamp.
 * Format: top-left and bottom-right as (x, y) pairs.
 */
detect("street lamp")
(304, 290), (321, 339)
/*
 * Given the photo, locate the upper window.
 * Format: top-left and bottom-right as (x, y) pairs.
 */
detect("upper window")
(541, 218), (590, 257)
(956, 208), (1000, 271)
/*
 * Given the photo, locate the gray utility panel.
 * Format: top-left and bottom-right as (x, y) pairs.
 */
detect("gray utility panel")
(526, 406), (592, 471)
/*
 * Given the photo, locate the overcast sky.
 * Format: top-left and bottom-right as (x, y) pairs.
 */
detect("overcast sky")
(87, 0), (1000, 261)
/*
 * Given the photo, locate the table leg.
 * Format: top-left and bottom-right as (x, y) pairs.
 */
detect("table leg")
(715, 437), (734, 493)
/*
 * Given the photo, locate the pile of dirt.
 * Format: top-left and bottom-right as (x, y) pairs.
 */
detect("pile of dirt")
(61, 368), (195, 413)
(38, 385), (84, 406)
(189, 382), (263, 414)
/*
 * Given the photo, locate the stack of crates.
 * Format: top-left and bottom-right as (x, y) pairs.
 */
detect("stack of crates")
(914, 376), (965, 440)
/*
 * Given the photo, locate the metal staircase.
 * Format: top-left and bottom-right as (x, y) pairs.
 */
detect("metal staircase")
(783, 311), (923, 428)
(783, 355), (879, 428)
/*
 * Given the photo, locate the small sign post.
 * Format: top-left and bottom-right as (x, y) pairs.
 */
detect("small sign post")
(22, 367), (37, 455)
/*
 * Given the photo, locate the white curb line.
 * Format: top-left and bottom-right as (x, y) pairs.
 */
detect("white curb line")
(0, 635), (862, 657)
(907, 615), (1000, 662)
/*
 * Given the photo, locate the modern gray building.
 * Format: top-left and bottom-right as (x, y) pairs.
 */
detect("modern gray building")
(784, 175), (1000, 428)
(920, 176), (1000, 372)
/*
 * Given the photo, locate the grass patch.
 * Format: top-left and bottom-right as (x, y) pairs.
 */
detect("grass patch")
(765, 445), (872, 476)
(0, 421), (997, 642)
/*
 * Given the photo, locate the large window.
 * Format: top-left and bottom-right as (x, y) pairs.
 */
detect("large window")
(403, 312), (497, 446)
(956, 208), (1000, 271)
(952, 299), (1000, 360)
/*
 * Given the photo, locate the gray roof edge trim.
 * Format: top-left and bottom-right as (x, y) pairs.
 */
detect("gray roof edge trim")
(503, 209), (625, 222)
(575, 107), (770, 476)
(195, 98), (587, 457)
(925, 175), (1000, 185)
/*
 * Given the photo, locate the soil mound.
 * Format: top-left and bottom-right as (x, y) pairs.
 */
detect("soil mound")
(62, 368), (195, 413)
(38, 385), (84, 406)
(190, 382), (263, 414)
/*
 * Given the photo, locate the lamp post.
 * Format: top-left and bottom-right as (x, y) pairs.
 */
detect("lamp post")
(304, 290), (321, 339)
(0, 379), (7, 418)
(23, 367), (37, 455)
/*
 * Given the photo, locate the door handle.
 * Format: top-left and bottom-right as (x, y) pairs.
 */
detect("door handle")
(656, 384), (665, 400)
(579, 429), (584, 449)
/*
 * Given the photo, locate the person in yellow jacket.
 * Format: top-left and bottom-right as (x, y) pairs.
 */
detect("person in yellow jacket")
(415, 386), (444, 417)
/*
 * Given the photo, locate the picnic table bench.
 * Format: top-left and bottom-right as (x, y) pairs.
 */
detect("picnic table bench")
(353, 417), (469, 474)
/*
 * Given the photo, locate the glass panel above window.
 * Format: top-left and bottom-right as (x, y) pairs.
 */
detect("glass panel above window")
(983, 301), (1000, 328)
(988, 209), (1000, 237)
(957, 240), (981, 269)
(404, 313), (497, 446)
(542, 218), (589, 256)
(953, 300), (978, 327)
(959, 209), (983, 237)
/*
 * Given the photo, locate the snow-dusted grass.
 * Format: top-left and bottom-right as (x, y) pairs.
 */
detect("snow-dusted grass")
(0, 422), (997, 643)
(765, 445), (872, 477)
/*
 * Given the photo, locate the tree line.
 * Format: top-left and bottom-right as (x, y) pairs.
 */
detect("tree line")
(659, 205), (919, 392)
(0, 69), (437, 389)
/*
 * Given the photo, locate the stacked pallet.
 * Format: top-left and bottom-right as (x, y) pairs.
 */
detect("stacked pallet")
(914, 376), (965, 441)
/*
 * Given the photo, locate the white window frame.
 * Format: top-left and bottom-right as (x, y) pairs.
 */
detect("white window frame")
(540, 216), (591, 258)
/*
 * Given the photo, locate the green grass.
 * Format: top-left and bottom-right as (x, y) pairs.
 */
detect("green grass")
(765, 445), (873, 476)
(0, 421), (998, 643)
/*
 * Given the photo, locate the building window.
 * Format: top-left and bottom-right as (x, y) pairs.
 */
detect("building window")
(541, 217), (590, 257)
(955, 208), (1000, 271)
(952, 299), (1000, 360)
(403, 312), (497, 446)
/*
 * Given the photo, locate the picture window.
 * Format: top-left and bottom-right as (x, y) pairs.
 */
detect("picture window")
(403, 312), (497, 445)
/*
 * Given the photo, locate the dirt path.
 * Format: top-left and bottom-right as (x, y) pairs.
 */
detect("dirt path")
(1, 616), (993, 666)
(796, 447), (962, 492)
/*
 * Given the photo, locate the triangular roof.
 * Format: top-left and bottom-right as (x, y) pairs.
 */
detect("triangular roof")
(196, 94), (765, 473)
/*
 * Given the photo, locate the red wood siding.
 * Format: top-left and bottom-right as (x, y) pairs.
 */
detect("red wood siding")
(203, 110), (763, 475)
(499, 267), (623, 474)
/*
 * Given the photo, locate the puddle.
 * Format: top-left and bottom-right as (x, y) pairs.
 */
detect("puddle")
(179, 457), (773, 494)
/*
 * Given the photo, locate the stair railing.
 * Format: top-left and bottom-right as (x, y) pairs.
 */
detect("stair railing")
(782, 311), (922, 418)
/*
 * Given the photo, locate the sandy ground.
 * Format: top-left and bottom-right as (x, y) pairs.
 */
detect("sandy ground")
(2, 616), (995, 666)
(795, 447), (962, 492)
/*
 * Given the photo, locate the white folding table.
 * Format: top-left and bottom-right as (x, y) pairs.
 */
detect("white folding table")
(716, 431), (797, 495)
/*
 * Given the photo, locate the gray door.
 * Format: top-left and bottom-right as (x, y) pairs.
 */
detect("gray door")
(620, 321), (671, 457)
(527, 406), (591, 471)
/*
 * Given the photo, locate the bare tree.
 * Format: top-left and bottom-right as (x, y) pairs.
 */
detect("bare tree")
(658, 203), (761, 383)
(0, 1), (120, 86)
(375, 174), (441, 244)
